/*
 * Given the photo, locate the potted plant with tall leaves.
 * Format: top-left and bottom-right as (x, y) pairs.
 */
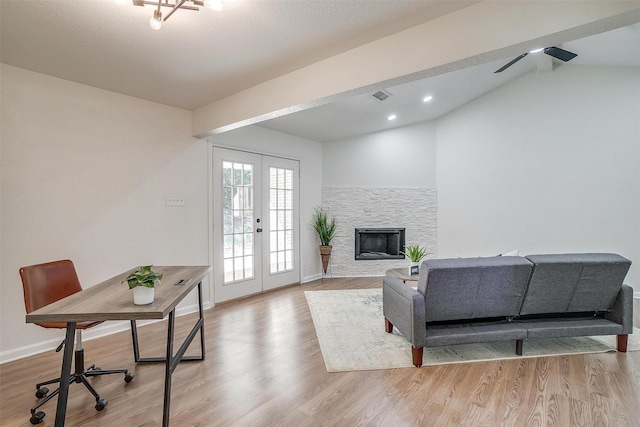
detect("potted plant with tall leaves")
(312, 207), (337, 274)
(401, 244), (429, 275)
(123, 265), (163, 305)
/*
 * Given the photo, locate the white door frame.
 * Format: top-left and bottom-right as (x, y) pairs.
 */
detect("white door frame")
(209, 144), (301, 303)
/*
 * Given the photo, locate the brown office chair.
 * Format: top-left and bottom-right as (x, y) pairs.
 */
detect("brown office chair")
(20, 260), (134, 425)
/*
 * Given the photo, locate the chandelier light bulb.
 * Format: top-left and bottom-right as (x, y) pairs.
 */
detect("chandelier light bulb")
(204, 0), (223, 11)
(128, 0), (229, 29)
(150, 10), (162, 30)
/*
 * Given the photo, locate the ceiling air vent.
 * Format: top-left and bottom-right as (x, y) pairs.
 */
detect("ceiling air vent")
(372, 90), (392, 101)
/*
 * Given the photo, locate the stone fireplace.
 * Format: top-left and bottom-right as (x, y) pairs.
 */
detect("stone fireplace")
(321, 187), (437, 276)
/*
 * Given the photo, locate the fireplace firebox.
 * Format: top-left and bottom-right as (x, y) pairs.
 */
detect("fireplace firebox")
(354, 228), (405, 260)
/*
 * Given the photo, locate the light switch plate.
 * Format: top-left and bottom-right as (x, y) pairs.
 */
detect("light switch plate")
(166, 195), (185, 207)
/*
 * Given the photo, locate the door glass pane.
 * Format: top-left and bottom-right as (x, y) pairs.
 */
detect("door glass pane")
(223, 161), (255, 284)
(223, 235), (233, 258)
(223, 162), (232, 186)
(223, 210), (233, 234)
(243, 211), (253, 232)
(224, 258), (233, 283)
(269, 166), (295, 274)
(244, 233), (253, 255)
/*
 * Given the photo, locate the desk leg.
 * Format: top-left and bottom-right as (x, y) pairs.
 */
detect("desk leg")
(130, 281), (205, 426)
(162, 310), (176, 427)
(197, 281), (206, 360)
(130, 281), (205, 364)
(54, 322), (76, 427)
(130, 319), (141, 362)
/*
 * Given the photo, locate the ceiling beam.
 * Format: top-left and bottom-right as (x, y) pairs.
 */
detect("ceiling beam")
(192, 1), (640, 138)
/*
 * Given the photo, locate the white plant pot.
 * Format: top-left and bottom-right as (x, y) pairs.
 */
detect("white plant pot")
(133, 286), (154, 305)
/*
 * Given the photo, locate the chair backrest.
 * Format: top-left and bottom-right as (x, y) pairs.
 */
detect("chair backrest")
(20, 259), (83, 314)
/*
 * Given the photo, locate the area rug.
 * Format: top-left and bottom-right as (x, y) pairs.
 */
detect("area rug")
(304, 288), (640, 372)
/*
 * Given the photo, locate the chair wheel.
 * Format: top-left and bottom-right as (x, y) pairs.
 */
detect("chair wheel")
(95, 398), (108, 411)
(35, 387), (49, 398)
(124, 373), (134, 383)
(30, 411), (45, 424)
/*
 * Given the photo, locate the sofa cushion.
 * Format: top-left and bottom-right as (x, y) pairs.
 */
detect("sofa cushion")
(517, 317), (624, 339)
(425, 320), (526, 347)
(418, 256), (533, 322)
(520, 253), (631, 316)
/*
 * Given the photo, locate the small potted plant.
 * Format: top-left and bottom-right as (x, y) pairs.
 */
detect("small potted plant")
(312, 207), (337, 274)
(401, 245), (428, 275)
(123, 265), (163, 305)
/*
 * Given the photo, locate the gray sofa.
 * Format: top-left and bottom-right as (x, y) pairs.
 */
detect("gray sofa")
(383, 253), (633, 367)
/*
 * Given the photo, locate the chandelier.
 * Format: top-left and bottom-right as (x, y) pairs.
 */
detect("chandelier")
(129, 0), (224, 30)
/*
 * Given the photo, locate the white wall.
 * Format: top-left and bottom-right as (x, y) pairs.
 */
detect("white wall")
(323, 121), (437, 187)
(436, 65), (640, 291)
(320, 122), (438, 274)
(0, 65), (210, 363)
(207, 126), (324, 282)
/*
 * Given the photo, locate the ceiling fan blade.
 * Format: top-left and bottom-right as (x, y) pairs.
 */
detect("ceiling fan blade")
(544, 46), (577, 62)
(494, 53), (528, 73)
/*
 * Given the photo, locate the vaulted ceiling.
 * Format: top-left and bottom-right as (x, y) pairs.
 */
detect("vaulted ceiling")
(259, 22), (640, 142)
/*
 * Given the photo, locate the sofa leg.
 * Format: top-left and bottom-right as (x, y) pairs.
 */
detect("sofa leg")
(384, 317), (393, 333)
(516, 339), (523, 356)
(411, 347), (423, 367)
(617, 334), (628, 352)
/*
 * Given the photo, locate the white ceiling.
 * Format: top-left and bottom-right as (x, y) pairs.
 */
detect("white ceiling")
(259, 23), (640, 142)
(0, 0), (475, 110)
(1, 1), (639, 142)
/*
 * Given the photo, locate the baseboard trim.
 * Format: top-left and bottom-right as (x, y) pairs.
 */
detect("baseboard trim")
(302, 273), (322, 283)
(0, 300), (211, 365)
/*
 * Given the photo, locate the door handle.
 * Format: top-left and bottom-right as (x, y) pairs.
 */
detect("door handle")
(256, 228), (263, 233)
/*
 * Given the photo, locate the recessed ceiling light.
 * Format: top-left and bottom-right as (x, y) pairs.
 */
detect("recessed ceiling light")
(423, 95), (433, 103)
(387, 114), (397, 121)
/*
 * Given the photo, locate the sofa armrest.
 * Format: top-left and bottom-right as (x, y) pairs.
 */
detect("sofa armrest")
(604, 284), (633, 334)
(382, 276), (426, 348)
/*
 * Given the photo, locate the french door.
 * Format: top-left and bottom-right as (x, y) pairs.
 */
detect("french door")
(212, 147), (300, 302)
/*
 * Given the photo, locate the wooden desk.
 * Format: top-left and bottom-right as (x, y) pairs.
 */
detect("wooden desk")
(26, 265), (211, 427)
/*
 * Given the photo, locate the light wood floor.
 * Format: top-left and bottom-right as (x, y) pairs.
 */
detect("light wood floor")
(1, 277), (639, 426)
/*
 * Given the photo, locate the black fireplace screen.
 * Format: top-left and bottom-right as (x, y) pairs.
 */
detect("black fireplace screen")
(354, 228), (405, 260)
